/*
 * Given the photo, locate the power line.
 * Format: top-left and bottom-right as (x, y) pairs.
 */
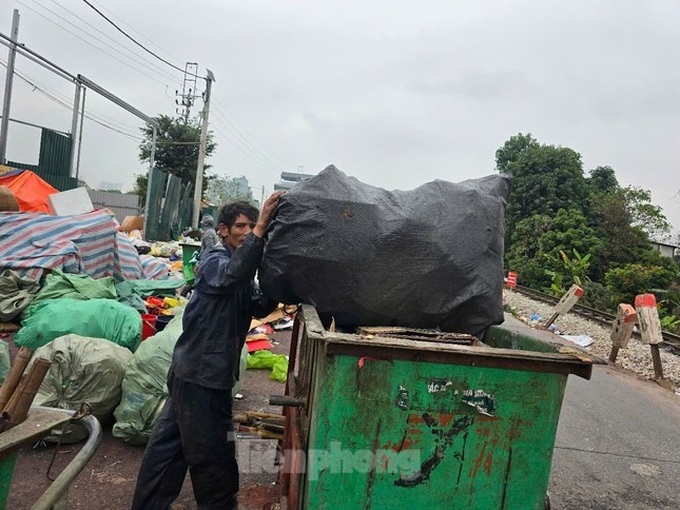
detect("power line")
(1, 59), (142, 139)
(210, 104), (289, 172)
(210, 119), (284, 173)
(212, 96), (292, 169)
(16, 0), (175, 87)
(40, 0), (180, 83)
(87, 0), (184, 63)
(80, 0), (200, 79)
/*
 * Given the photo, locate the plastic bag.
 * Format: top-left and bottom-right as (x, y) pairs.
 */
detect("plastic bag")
(260, 166), (512, 335)
(31, 334), (134, 443)
(0, 341), (9, 384)
(14, 298), (142, 352)
(246, 350), (289, 383)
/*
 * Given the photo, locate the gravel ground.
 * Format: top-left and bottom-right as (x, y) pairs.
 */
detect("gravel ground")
(504, 289), (680, 393)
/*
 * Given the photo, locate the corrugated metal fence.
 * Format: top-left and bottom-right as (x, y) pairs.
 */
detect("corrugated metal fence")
(88, 190), (141, 224)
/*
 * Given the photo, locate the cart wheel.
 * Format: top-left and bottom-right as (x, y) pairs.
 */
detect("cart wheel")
(544, 491), (551, 510)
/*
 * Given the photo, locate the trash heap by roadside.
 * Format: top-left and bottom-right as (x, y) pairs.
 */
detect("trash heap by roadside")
(0, 177), (294, 447)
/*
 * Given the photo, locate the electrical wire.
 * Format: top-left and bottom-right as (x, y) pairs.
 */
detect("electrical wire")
(87, 0), (184, 63)
(40, 0), (180, 83)
(1, 59), (143, 139)
(16, 0), (176, 87)
(212, 97), (292, 169)
(210, 105), (288, 172)
(210, 116), (284, 173)
(80, 0), (201, 79)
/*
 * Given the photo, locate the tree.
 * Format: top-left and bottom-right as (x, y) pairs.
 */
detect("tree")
(506, 208), (603, 291)
(587, 166), (619, 194)
(134, 115), (216, 205)
(206, 175), (254, 206)
(495, 134), (591, 235)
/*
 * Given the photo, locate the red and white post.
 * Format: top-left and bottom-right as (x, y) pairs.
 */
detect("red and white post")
(609, 304), (637, 363)
(543, 284), (584, 328)
(634, 294), (667, 384)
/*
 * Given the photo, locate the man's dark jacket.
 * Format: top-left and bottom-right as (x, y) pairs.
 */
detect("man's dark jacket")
(170, 233), (277, 390)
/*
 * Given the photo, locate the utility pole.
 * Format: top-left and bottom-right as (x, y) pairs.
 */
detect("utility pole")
(192, 70), (215, 228)
(69, 83), (82, 176)
(176, 62), (199, 122)
(0, 9), (20, 165)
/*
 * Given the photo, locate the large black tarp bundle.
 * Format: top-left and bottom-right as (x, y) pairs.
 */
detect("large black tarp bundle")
(260, 165), (512, 336)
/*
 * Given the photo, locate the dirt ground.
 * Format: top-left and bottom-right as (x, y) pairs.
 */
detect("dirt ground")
(4, 330), (291, 510)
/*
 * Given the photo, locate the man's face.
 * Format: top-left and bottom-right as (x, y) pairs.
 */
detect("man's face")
(219, 214), (256, 251)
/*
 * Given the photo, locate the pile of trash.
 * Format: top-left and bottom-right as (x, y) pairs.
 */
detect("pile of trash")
(0, 176), (292, 447)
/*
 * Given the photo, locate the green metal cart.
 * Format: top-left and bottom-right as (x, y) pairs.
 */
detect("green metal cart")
(0, 407), (102, 509)
(277, 305), (601, 510)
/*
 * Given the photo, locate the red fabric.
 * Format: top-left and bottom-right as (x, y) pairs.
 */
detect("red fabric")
(0, 170), (58, 213)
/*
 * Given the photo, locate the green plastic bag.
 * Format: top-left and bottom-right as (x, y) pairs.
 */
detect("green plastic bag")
(32, 334), (134, 443)
(14, 298), (142, 352)
(246, 350), (289, 383)
(0, 341), (9, 385)
(112, 311), (183, 446)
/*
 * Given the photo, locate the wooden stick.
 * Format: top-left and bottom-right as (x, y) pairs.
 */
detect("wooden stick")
(246, 411), (285, 423)
(2, 358), (52, 431)
(0, 347), (33, 413)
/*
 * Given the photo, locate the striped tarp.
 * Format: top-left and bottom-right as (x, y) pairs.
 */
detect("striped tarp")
(0, 210), (167, 281)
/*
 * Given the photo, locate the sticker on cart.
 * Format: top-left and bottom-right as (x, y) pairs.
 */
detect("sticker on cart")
(426, 379), (454, 393)
(395, 385), (409, 410)
(462, 389), (496, 416)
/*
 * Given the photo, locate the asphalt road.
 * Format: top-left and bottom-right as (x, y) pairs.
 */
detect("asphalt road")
(549, 365), (680, 510)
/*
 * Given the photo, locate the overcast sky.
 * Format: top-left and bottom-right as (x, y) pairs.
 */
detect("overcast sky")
(2, 0), (679, 235)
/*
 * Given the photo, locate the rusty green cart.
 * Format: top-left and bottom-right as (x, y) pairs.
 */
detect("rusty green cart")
(277, 305), (600, 509)
(0, 407), (102, 509)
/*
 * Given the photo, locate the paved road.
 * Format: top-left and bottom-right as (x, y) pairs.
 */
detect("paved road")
(549, 365), (680, 509)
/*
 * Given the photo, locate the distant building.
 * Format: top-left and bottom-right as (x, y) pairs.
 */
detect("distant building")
(98, 181), (122, 191)
(274, 171), (314, 191)
(649, 240), (679, 258)
(233, 176), (250, 196)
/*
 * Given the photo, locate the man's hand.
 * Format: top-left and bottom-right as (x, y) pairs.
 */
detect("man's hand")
(253, 191), (285, 238)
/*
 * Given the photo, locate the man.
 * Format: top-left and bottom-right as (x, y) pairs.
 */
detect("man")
(199, 214), (220, 253)
(132, 192), (283, 510)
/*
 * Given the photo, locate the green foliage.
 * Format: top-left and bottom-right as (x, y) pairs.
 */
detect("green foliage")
(604, 263), (679, 306)
(498, 133), (677, 313)
(587, 166), (619, 194)
(134, 115), (216, 205)
(580, 281), (614, 311)
(496, 133), (591, 235)
(206, 175), (254, 205)
(506, 208), (602, 290)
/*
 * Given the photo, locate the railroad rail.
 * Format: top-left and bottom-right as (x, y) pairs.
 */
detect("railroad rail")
(511, 284), (680, 354)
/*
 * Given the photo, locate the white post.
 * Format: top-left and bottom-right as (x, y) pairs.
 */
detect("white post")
(543, 284), (584, 328)
(0, 10), (20, 164)
(609, 304), (637, 363)
(70, 83), (82, 176)
(192, 71), (215, 228)
(634, 293), (666, 384)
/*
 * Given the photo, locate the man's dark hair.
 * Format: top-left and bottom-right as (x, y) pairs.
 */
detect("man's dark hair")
(218, 201), (259, 228)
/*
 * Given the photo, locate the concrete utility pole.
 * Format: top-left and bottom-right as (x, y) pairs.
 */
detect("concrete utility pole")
(192, 69), (215, 228)
(0, 9), (20, 165)
(69, 83), (82, 176)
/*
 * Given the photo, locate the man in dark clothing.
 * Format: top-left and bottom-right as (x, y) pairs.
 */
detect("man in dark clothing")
(132, 193), (283, 510)
(199, 214), (220, 253)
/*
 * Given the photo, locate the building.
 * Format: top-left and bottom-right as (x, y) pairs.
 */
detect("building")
(274, 171), (314, 191)
(649, 240), (679, 258)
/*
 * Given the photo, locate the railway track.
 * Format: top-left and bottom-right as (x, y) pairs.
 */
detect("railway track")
(512, 284), (680, 354)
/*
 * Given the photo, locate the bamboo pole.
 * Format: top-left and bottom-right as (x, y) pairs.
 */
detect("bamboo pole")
(0, 347), (33, 413)
(1, 357), (51, 431)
